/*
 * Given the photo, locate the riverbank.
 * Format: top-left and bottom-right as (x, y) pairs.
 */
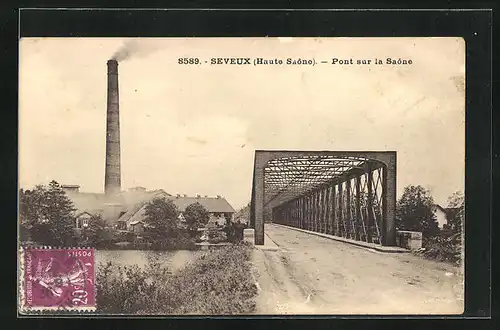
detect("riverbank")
(96, 242), (257, 315)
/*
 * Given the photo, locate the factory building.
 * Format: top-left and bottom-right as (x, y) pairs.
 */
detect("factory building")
(64, 185), (235, 231)
(116, 193), (235, 232)
(61, 59), (235, 232)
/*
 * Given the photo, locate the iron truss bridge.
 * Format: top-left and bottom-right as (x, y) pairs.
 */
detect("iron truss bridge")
(250, 151), (397, 246)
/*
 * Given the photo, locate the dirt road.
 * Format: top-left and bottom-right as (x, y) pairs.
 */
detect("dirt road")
(251, 224), (464, 315)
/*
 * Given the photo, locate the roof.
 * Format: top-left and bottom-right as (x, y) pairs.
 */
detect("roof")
(167, 196), (236, 213)
(65, 186), (233, 227)
(129, 220), (144, 225)
(129, 186), (146, 191)
(433, 204), (462, 220)
(66, 188), (172, 220)
(67, 192), (107, 215)
(432, 204), (447, 213)
(118, 195), (235, 228)
(75, 211), (94, 218)
(117, 189), (172, 224)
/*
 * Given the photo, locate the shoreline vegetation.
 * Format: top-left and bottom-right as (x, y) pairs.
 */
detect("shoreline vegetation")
(96, 242), (258, 315)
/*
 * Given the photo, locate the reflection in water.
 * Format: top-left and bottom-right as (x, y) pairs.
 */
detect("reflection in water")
(96, 250), (202, 273)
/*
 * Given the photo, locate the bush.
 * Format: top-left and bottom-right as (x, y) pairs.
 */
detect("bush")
(150, 236), (197, 251)
(96, 242), (257, 315)
(100, 228), (121, 247)
(168, 242), (257, 315)
(115, 230), (137, 243)
(207, 229), (227, 244)
(414, 233), (462, 265)
(95, 262), (156, 314)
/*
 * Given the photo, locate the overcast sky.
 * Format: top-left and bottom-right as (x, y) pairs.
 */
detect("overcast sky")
(19, 37), (465, 209)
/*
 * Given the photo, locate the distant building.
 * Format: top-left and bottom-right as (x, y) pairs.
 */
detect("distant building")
(432, 204), (461, 229)
(117, 193), (235, 231)
(75, 211), (93, 229)
(61, 184), (81, 194)
(432, 204), (448, 229)
(63, 183), (235, 231)
(172, 194), (235, 225)
(128, 186), (147, 192)
(129, 220), (145, 233)
(63, 185), (171, 229)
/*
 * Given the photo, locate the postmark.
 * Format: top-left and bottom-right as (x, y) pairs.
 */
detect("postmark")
(19, 247), (96, 312)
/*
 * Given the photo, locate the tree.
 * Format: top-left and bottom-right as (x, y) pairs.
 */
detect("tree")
(446, 191), (464, 234)
(19, 187), (47, 242)
(183, 202), (210, 233)
(144, 198), (179, 243)
(19, 186), (49, 225)
(396, 185), (439, 238)
(19, 181), (77, 246)
(20, 186), (52, 244)
(45, 181), (77, 245)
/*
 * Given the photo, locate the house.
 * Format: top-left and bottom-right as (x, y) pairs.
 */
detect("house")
(432, 204), (448, 229)
(75, 211), (93, 229)
(129, 220), (145, 233)
(64, 185), (172, 229)
(432, 204), (462, 230)
(171, 194), (235, 224)
(115, 189), (172, 231)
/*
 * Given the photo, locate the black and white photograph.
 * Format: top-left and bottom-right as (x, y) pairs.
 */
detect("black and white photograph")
(18, 36), (466, 315)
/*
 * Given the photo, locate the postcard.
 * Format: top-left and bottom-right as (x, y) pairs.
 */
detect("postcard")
(18, 37), (465, 315)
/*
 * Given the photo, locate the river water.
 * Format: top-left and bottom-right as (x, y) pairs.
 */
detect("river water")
(96, 250), (203, 273)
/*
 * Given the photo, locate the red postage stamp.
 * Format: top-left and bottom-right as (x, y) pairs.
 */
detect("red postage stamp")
(19, 247), (96, 312)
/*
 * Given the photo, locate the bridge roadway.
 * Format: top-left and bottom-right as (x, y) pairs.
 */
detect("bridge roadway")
(251, 224), (464, 315)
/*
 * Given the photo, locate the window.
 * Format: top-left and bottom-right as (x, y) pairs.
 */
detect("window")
(76, 216), (90, 229)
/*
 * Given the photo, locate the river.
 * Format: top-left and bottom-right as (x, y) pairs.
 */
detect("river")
(96, 250), (204, 273)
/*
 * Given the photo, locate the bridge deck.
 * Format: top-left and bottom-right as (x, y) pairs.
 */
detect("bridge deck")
(251, 224), (464, 315)
(271, 223), (408, 253)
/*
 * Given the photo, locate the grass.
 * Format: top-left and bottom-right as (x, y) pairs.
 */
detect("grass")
(96, 242), (257, 315)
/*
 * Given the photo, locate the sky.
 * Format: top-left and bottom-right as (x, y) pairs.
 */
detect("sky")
(19, 37), (465, 210)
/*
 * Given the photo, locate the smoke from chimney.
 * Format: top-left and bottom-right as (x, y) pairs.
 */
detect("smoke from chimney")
(105, 59), (121, 195)
(111, 39), (162, 62)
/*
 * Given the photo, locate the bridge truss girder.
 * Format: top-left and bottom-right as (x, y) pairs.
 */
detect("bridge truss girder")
(250, 151), (397, 246)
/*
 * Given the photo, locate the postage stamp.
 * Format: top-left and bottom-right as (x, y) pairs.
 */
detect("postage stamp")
(19, 247), (96, 312)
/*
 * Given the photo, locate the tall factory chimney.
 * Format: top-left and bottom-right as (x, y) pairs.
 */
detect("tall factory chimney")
(105, 59), (121, 195)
